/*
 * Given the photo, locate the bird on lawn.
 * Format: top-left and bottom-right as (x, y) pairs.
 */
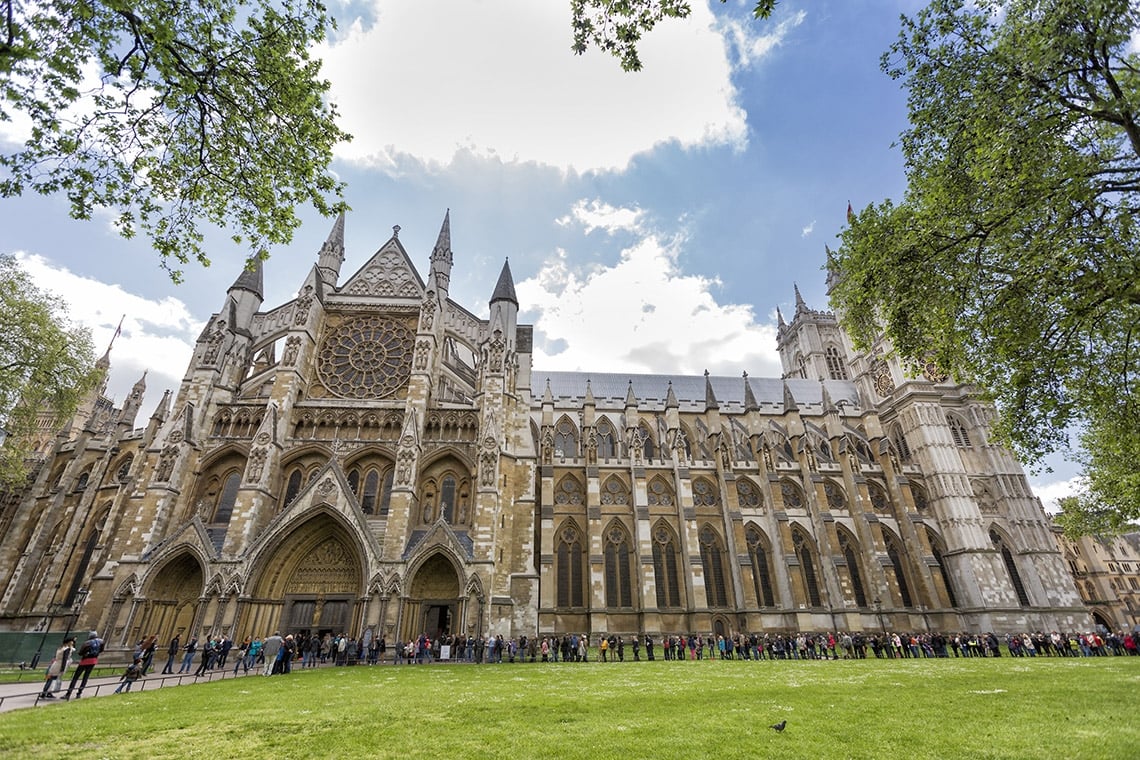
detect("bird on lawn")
(770, 720), (787, 732)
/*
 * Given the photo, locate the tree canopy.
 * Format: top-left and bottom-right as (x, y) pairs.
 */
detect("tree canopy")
(0, 255), (98, 488)
(571, 0), (778, 71)
(830, 0), (1140, 534)
(0, 0), (350, 282)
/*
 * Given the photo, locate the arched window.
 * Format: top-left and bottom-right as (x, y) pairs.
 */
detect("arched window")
(604, 524), (632, 608)
(928, 528), (958, 607)
(780, 480), (804, 509)
(347, 468), (360, 497)
(736, 479), (761, 509)
(990, 529), (1030, 606)
(691, 477), (720, 507)
(554, 476), (584, 506)
(638, 423), (656, 460)
(556, 524), (584, 608)
(361, 469), (380, 514)
(883, 530), (913, 607)
(910, 483), (929, 512)
(440, 476), (457, 523)
(600, 476), (629, 506)
(867, 481), (890, 513)
(74, 471), (89, 491)
(596, 418), (616, 460)
(115, 454), (134, 482)
(379, 471), (394, 516)
(646, 476), (674, 506)
(793, 529), (822, 607)
(947, 414), (972, 448)
(652, 523), (683, 608)
(824, 480), (847, 510)
(553, 417), (578, 458)
(746, 526), (776, 607)
(825, 345), (848, 380)
(838, 530), (867, 607)
(283, 468), (304, 508)
(699, 525), (729, 608)
(892, 425), (912, 462)
(213, 472), (241, 524)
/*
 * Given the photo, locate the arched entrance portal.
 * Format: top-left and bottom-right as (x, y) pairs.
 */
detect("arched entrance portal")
(405, 554), (461, 641)
(139, 553), (204, 641)
(245, 516), (363, 639)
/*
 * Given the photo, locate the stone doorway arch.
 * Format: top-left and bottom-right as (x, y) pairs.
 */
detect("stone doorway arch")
(139, 553), (204, 642)
(245, 515), (364, 639)
(403, 554), (462, 643)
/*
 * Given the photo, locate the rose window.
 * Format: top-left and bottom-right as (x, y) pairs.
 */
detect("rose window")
(318, 315), (414, 399)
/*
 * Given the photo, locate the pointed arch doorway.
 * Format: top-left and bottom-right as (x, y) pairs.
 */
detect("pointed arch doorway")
(404, 554), (462, 642)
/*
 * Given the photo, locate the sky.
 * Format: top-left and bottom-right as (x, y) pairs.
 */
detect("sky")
(0, 0), (1080, 508)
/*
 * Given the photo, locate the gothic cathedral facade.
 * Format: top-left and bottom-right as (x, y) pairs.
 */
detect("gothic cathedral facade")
(0, 213), (1089, 652)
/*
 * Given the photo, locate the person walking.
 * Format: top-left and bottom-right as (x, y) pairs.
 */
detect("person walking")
(63, 631), (104, 700)
(38, 636), (75, 699)
(161, 634), (180, 675)
(177, 636), (198, 673)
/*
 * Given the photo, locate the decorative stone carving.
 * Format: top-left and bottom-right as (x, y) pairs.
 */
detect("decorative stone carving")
(283, 335), (301, 366)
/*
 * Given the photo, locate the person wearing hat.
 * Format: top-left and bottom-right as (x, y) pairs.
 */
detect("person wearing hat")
(63, 631), (103, 700)
(38, 636), (75, 699)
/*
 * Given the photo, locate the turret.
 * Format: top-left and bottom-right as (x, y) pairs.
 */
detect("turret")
(225, 257), (264, 334)
(317, 211), (346, 287)
(489, 258), (518, 350)
(118, 370), (147, 431)
(429, 210), (453, 299)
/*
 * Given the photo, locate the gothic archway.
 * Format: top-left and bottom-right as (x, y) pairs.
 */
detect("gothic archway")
(139, 552), (205, 642)
(247, 514), (365, 638)
(404, 553), (462, 642)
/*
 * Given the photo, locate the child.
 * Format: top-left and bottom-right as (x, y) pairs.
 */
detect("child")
(114, 657), (144, 694)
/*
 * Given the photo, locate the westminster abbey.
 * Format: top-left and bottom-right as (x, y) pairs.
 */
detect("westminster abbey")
(0, 213), (1089, 653)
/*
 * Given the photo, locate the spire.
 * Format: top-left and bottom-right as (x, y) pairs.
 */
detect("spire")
(229, 257), (264, 301)
(317, 211), (346, 285)
(625, 380), (637, 407)
(490, 258), (518, 307)
(782, 381), (799, 413)
(821, 384), (838, 414)
(429, 209), (453, 295)
(665, 381), (678, 409)
(583, 378), (596, 406)
(776, 306), (786, 328)
(794, 282), (806, 313)
(704, 370), (719, 410)
(743, 371), (759, 412)
(150, 389), (171, 423)
(542, 378), (554, 404)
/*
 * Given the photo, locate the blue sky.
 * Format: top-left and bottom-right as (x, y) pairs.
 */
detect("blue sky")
(0, 1), (1079, 506)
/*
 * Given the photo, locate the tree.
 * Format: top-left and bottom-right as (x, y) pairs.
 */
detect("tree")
(0, 255), (99, 488)
(829, 0), (1140, 534)
(571, 0), (779, 71)
(0, 0), (349, 282)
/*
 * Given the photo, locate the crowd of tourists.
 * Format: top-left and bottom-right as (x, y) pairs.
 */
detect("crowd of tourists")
(33, 626), (1139, 701)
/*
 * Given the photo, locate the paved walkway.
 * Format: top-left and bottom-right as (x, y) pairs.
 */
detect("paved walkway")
(0, 664), (270, 714)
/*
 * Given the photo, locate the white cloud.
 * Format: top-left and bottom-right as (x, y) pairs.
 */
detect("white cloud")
(1031, 475), (1084, 514)
(518, 225), (782, 377)
(556, 199), (645, 235)
(801, 220), (815, 238)
(13, 252), (202, 413)
(720, 9), (806, 68)
(319, 0), (748, 173)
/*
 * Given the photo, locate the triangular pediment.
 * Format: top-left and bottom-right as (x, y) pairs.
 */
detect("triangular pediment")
(338, 235), (425, 300)
(403, 519), (474, 561)
(245, 458), (383, 565)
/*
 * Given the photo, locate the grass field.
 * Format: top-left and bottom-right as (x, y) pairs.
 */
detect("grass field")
(1, 656), (1137, 759)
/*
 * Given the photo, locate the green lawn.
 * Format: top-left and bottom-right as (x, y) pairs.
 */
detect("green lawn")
(2, 656), (1137, 759)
